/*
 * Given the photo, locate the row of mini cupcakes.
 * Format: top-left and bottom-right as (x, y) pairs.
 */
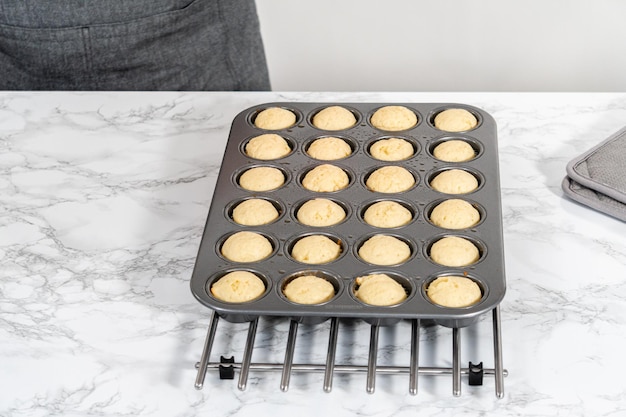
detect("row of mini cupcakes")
(235, 162), (483, 195)
(242, 131), (482, 163)
(250, 104), (481, 133)
(228, 196), (484, 230)
(217, 229), (486, 270)
(207, 268), (486, 313)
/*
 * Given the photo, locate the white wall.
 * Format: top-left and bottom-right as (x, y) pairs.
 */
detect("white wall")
(256, 0), (626, 92)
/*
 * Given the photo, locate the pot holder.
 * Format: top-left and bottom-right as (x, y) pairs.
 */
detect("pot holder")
(562, 126), (626, 222)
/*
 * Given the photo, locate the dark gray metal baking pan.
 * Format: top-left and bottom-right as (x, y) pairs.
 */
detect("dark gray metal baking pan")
(190, 102), (506, 327)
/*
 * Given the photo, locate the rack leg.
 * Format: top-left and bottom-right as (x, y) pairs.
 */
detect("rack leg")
(323, 317), (339, 393)
(281, 320), (299, 392)
(366, 324), (380, 394)
(492, 305), (505, 398)
(452, 327), (461, 397)
(409, 319), (420, 395)
(195, 311), (220, 390)
(238, 317), (259, 391)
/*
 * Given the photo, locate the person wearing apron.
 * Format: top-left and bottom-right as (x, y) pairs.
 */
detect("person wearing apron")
(0, 0), (271, 90)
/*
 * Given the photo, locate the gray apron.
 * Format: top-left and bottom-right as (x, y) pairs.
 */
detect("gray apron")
(0, 0), (270, 90)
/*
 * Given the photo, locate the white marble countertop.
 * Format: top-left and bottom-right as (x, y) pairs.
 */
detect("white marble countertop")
(2, 91), (626, 417)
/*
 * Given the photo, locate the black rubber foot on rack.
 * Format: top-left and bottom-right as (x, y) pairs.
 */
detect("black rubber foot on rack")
(468, 362), (484, 386)
(219, 356), (235, 380)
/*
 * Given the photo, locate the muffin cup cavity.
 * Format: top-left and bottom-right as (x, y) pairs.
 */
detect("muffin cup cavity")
(422, 272), (488, 328)
(292, 197), (351, 227)
(205, 269), (271, 322)
(304, 134), (358, 161)
(278, 269), (342, 306)
(365, 135), (419, 161)
(298, 163), (354, 193)
(426, 166), (484, 195)
(227, 196), (285, 226)
(217, 230), (278, 263)
(427, 136), (484, 162)
(234, 164), (290, 192)
(350, 271), (415, 308)
(368, 105), (421, 132)
(354, 232), (417, 266)
(362, 165), (419, 194)
(308, 105), (362, 131)
(424, 233), (487, 267)
(428, 106), (483, 132)
(359, 198), (418, 229)
(425, 198), (486, 230)
(240, 133), (296, 161)
(422, 272), (488, 309)
(249, 106), (303, 131)
(285, 232), (347, 265)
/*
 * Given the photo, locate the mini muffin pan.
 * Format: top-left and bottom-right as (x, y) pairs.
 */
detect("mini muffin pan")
(190, 102), (506, 327)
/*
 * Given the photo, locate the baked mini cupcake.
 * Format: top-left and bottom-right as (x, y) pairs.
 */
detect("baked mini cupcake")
(211, 270), (266, 303)
(429, 236), (480, 267)
(426, 276), (482, 308)
(307, 137), (352, 160)
(296, 198), (346, 227)
(434, 108), (477, 132)
(221, 231), (273, 263)
(301, 164), (349, 192)
(291, 235), (341, 264)
(283, 275), (335, 304)
(232, 198), (280, 226)
(370, 106), (417, 131)
(245, 134), (291, 160)
(366, 166), (415, 193)
(358, 234), (411, 266)
(369, 137), (414, 161)
(239, 166), (285, 191)
(363, 200), (412, 228)
(312, 106), (357, 131)
(354, 273), (407, 306)
(254, 107), (296, 130)
(429, 199), (480, 229)
(430, 169), (479, 194)
(432, 140), (476, 162)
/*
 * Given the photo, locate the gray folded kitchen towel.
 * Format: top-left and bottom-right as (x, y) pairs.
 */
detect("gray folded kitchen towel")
(562, 126), (626, 222)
